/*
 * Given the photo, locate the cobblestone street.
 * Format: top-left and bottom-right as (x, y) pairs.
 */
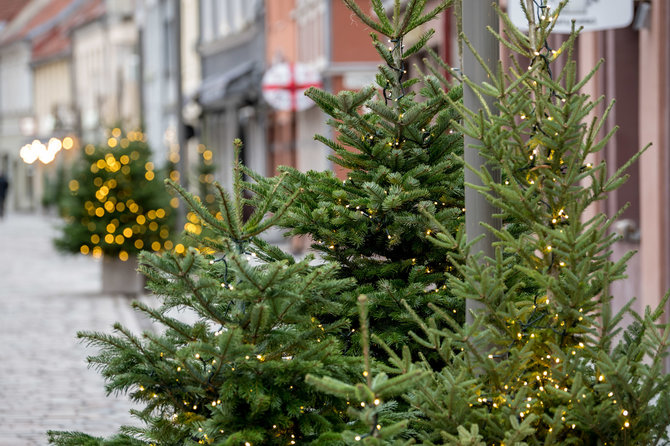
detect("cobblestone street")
(0, 213), (140, 445)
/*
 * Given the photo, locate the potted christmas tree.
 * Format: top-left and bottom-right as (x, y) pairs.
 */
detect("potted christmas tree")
(56, 128), (175, 295)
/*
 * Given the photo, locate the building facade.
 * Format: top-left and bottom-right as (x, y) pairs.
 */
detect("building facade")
(0, 0), (75, 211)
(0, 0), (141, 212)
(197, 0), (266, 190)
(71, 0), (139, 145)
(576, 0), (670, 337)
(271, 0), (382, 177)
(135, 0), (201, 176)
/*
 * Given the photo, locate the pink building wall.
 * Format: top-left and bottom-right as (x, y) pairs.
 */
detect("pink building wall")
(576, 1), (670, 334)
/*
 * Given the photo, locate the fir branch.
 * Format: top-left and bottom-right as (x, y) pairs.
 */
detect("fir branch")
(214, 182), (244, 244)
(166, 180), (224, 233)
(342, 0), (393, 36)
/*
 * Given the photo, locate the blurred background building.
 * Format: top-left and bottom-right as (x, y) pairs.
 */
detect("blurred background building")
(0, 0), (667, 333)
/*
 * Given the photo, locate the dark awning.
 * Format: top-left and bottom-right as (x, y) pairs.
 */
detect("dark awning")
(197, 60), (258, 108)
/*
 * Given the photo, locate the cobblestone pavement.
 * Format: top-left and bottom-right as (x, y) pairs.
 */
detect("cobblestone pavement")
(0, 213), (140, 445)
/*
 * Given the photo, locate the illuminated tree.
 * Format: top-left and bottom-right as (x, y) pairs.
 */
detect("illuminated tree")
(48, 141), (359, 445)
(384, 1), (670, 444)
(196, 143), (217, 209)
(261, 0), (464, 356)
(56, 128), (175, 261)
(177, 143), (220, 249)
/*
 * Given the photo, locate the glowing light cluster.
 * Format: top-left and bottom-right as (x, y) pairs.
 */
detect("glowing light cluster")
(67, 129), (174, 261)
(20, 137), (75, 164)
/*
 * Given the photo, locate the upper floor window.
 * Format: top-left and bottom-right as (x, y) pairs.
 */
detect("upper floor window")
(296, 0), (326, 66)
(200, 0), (260, 44)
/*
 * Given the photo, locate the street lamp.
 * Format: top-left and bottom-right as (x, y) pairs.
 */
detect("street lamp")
(19, 140), (45, 164)
(17, 135), (77, 211)
(19, 136), (75, 165)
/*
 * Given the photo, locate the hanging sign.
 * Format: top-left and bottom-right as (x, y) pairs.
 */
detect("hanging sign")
(508, 0), (634, 34)
(262, 63), (322, 112)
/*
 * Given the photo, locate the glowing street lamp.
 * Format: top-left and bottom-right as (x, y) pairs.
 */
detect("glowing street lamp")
(19, 143), (37, 164)
(19, 140), (46, 164)
(38, 137), (62, 164)
(19, 136), (76, 165)
(47, 137), (62, 153)
(38, 146), (56, 163)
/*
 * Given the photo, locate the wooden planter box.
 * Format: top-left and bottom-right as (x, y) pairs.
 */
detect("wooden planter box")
(102, 255), (145, 296)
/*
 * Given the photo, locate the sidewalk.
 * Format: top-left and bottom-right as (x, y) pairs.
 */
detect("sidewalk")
(0, 213), (140, 445)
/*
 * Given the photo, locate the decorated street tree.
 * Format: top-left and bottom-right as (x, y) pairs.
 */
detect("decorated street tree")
(56, 128), (175, 261)
(196, 143), (218, 209)
(383, 1), (670, 444)
(260, 0), (464, 354)
(179, 144), (221, 248)
(48, 141), (360, 446)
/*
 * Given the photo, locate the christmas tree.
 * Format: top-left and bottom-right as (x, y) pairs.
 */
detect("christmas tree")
(181, 143), (221, 247)
(49, 141), (360, 445)
(260, 0), (464, 354)
(195, 143), (218, 209)
(308, 1), (670, 444)
(56, 128), (175, 261)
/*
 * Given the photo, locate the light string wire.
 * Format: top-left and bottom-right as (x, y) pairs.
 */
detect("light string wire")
(383, 37), (407, 106)
(471, 0), (592, 417)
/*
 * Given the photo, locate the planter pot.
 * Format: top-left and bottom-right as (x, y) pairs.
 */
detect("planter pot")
(102, 255), (145, 295)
